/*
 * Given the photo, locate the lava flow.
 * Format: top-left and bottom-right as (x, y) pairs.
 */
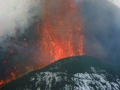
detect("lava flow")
(38, 0), (84, 65)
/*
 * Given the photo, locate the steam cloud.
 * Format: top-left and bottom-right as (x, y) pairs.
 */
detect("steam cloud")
(0, 0), (44, 49)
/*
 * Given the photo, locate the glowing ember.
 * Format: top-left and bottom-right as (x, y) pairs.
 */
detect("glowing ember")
(38, 0), (84, 65)
(0, 80), (4, 85)
(11, 72), (16, 80)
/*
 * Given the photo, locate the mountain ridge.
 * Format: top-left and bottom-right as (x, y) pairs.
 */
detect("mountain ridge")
(1, 56), (120, 90)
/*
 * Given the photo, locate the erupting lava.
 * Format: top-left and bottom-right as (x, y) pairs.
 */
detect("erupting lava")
(0, 0), (84, 88)
(38, 0), (84, 65)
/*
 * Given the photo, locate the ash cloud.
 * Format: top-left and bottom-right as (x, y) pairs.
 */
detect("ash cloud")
(79, 0), (120, 64)
(0, 0), (44, 49)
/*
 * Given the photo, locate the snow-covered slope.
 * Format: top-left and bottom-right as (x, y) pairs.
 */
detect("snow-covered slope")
(1, 56), (120, 90)
(29, 70), (120, 90)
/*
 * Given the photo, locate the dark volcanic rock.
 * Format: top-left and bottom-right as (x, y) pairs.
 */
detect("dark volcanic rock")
(1, 56), (120, 90)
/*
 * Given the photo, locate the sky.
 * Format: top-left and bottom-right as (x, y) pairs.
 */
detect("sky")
(108, 0), (120, 8)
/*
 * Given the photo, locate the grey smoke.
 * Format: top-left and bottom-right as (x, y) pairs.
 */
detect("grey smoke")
(79, 0), (120, 63)
(0, 0), (44, 49)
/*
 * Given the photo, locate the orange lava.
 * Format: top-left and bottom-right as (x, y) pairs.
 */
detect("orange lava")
(0, 80), (4, 85)
(0, 0), (84, 88)
(38, 0), (84, 65)
(11, 72), (16, 80)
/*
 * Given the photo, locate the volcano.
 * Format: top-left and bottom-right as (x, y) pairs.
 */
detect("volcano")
(1, 56), (120, 90)
(1, 0), (120, 88)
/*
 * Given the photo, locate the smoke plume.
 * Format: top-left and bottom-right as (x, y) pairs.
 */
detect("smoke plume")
(0, 0), (44, 49)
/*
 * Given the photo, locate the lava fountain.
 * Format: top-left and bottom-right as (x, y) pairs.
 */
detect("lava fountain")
(37, 0), (84, 66)
(0, 0), (84, 88)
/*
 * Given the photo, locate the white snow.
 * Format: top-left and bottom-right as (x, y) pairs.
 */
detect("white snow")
(16, 67), (120, 90)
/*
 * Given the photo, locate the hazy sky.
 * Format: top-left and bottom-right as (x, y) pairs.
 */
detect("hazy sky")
(108, 0), (120, 7)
